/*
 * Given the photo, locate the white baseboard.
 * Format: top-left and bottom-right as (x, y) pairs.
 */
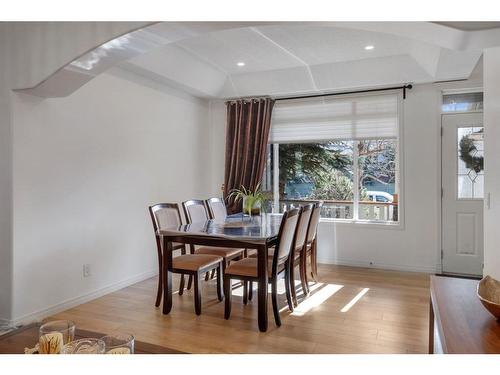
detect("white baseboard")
(318, 257), (437, 274)
(10, 269), (157, 326)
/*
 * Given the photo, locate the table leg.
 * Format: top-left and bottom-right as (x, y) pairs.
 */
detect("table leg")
(162, 237), (173, 315)
(257, 243), (269, 332)
(429, 296), (434, 354)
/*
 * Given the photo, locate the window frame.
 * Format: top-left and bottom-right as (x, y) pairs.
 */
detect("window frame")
(267, 91), (405, 228)
(441, 88), (484, 114)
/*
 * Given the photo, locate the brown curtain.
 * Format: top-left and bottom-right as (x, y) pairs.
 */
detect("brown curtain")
(223, 98), (275, 214)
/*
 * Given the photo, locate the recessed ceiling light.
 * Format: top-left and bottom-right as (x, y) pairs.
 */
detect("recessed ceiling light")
(364, 45), (375, 50)
(237, 62), (245, 67)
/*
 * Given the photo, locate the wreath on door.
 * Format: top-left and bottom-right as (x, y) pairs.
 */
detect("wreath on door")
(459, 135), (483, 173)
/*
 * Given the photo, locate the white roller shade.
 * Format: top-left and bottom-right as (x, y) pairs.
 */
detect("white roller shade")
(270, 92), (400, 143)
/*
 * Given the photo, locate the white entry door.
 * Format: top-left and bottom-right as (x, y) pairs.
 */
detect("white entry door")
(442, 113), (484, 276)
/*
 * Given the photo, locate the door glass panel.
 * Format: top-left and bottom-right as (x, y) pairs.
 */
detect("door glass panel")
(457, 126), (484, 199)
(474, 174), (484, 198)
(458, 175), (473, 198)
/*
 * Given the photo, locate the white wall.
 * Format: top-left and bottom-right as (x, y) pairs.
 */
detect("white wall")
(11, 70), (211, 322)
(0, 85), (13, 323)
(0, 21), (146, 324)
(0, 25), (15, 323)
(483, 47), (500, 279)
(208, 84), (443, 273)
(316, 84), (441, 272)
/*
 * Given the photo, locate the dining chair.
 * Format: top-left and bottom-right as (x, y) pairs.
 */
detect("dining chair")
(247, 204), (314, 306)
(150, 203), (224, 315)
(149, 203), (190, 307)
(182, 199), (245, 285)
(206, 196), (256, 299)
(305, 201), (323, 282)
(223, 207), (302, 327)
(163, 238), (224, 316)
(205, 197), (227, 221)
(299, 201), (324, 296)
(289, 203), (314, 306)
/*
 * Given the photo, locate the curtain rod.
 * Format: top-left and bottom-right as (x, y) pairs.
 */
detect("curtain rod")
(274, 84), (413, 101)
(225, 96), (272, 104)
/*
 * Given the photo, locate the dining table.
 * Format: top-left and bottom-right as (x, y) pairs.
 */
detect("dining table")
(158, 213), (284, 332)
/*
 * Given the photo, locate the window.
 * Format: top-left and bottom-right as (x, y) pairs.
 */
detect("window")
(277, 141), (356, 220)
(358, 139), (398, 221)
(263, 92), (401, 223)
(442, 92), (483, 113)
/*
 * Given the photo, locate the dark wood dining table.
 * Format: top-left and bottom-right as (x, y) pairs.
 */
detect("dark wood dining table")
(158, 213), (283, 332)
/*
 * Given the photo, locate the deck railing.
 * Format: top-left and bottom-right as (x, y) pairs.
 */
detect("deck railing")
(268, 198), (398, 222)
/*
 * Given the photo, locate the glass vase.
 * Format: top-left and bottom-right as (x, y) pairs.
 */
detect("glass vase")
(38, 320), (75, 354)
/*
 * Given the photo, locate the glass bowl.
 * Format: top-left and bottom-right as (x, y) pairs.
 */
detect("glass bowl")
(61, 338), (106, 354)
(101, 334), (135, 354)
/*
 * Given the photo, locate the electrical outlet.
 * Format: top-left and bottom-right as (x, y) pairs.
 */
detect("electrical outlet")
(83, 264), (91, 278)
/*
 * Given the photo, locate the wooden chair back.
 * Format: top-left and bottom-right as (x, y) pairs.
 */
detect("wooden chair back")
(182, 199), (209, 224)
(149, 203), (183, 234)
(294, 204), (314, 251)
(148, 203), (183, 267)
(206, 197), (227, 221)
(272, 207), (301, 272)
(306, 201), (323, 244)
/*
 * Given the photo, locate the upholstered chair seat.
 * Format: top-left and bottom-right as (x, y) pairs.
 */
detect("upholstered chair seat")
(173, 254), (223, 272)
(225, 257), (285, 278)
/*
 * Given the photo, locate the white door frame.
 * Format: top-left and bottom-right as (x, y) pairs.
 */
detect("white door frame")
(436, 87), (483, 275)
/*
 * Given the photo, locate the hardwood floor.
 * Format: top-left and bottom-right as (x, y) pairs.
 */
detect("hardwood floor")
(49, 264), (430, 353)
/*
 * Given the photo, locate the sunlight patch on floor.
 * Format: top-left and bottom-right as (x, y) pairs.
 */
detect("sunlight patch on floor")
(293, 280), (322, 298)
(230, 279), (318, 297)
(340, 287), (369, 312)
(291, 283), (343, 316)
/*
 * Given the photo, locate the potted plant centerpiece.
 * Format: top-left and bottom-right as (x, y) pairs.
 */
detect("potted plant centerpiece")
(228, 183), (268, 216)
